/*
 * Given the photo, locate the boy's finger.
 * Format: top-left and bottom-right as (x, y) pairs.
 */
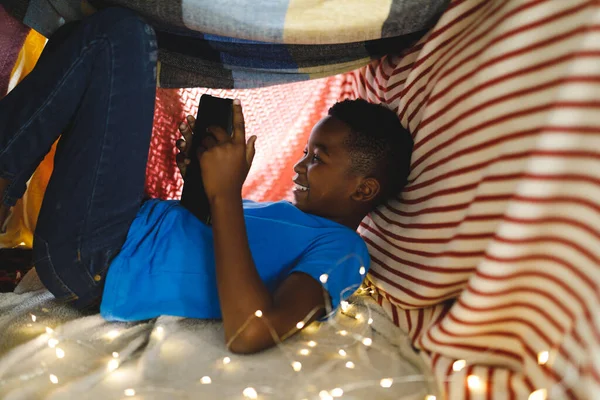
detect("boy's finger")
(207, 125), (231, 143)
(246, 135), (257, 166)
(176, 138), (186, 151)
(176, 154), (188, 175)
(179, 120), (193, 144)
(201, 135), (217, 149)
(176, 152), (190, 164)
(186, 115), (196, 131)
(232, 99), (245, 144)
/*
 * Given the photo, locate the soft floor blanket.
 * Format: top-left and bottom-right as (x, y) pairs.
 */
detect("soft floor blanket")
(0, 271), (437, 400)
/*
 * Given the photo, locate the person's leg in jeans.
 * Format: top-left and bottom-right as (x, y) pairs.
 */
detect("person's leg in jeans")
(0, 20), (82, 233)
(0, 7), (157, 308)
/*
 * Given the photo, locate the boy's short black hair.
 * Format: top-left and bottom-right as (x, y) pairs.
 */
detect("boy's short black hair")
(328, 99), (413, 204)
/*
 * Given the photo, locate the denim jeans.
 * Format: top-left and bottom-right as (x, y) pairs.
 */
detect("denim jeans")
(0, 8), (157, 308)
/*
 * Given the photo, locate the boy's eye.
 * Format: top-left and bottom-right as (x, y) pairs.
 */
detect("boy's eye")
(301, 149), (321, 163)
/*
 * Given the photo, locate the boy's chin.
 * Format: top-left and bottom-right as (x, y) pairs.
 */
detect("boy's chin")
(291, 199), (304, 209)
(291, 198), (309, 212)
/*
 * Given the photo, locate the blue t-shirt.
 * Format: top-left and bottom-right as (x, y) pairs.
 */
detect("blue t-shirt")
(100, 199), (370, 321)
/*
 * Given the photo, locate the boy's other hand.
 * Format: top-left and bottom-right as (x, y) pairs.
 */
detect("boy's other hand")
(199, 100), (257, 201)
(176, 115), (195, 178)
(176, 114), (235, 179)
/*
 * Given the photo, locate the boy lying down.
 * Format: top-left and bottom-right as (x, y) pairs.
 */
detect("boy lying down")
(0, 8), (412, 354)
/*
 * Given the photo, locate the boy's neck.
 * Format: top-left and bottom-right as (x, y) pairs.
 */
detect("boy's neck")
(327, 212), (368, 231)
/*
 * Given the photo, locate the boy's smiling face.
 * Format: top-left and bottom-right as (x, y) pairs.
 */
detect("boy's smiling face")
(292, 116), (373, 225)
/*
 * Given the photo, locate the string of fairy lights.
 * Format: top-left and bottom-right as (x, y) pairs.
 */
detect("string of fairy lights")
(3, 298), (559, 399)
(0, 288), (437, 399)
(0, 261), (561, 399)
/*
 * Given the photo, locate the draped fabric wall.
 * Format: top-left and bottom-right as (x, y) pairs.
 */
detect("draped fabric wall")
(350, 1), (600, 399)
(144, 76), (352, 202)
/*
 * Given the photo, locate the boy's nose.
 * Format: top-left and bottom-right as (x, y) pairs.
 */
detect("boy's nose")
(293, 157), (307, 174)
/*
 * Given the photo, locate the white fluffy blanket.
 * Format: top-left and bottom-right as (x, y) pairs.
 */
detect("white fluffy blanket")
(0, 270), (437, 400)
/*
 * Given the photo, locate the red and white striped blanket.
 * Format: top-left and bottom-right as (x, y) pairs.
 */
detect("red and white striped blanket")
(351, 0), (600, 398)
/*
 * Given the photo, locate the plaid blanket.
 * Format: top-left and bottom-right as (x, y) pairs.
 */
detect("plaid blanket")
(1, 0), (449, 88)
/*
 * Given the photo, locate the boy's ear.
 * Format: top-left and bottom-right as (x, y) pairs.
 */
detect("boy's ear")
(351, 177), (380, 203)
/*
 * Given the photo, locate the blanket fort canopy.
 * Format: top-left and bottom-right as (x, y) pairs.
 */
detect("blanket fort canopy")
(1, 0), (449, 88)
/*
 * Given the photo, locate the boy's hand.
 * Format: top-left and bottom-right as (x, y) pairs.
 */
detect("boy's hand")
(176, 114), (240, 179)
(176, 115), (195, 178)
(199, 100), (257, 201)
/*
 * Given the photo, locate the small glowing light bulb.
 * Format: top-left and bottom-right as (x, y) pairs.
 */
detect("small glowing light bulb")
(299, 348), (310, 356)
(345, 361), (355, 369)
(31, 314), (37, 322)
(105, 330), (120, 340)
(49, 374), (58, 384)
(537, 351), (549, 365)
(467, 375), (482, 390)
(355, 313), (363, 321)
(362, 337), (372, 346)
(48, 338), (59, 348)
(319, 274), (328, 283)
(45, 327), (54, 334)
(338, 349), (347, 357)
(340, 301), (350, 312)
(319, 390), (333, 400)
(254, 310), (263, 317)
(296, 321), (305, 329)
(223, 357), (231, 364)
(338, 330), (348, 336)
(331, 387), (344, 397)
(152, 325), (165, 340)
(308, 341), (317, 347)
(528, 388), (548, 400)
(292, 361), (302, 371)
(359, 266), (366, 275)
(380, 378), (393, 388)
(452, 359), (466, 372)
(425, 396), (437, 400)
(107, 359), (119, 372)
(112, 352), (119, 358)
(55, 348), (65, 359)
(200, 376), (212, 384)
(368, 318), (373, 325)
(243, 387), (258, 399)
(124, 388), (135, 397)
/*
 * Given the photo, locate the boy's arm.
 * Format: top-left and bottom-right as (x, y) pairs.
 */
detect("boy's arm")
(211, 194), (326, 354)
(201, 100), (326, 353)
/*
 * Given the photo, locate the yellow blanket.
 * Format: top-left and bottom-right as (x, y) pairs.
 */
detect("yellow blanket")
(0, 30), (54, 249)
